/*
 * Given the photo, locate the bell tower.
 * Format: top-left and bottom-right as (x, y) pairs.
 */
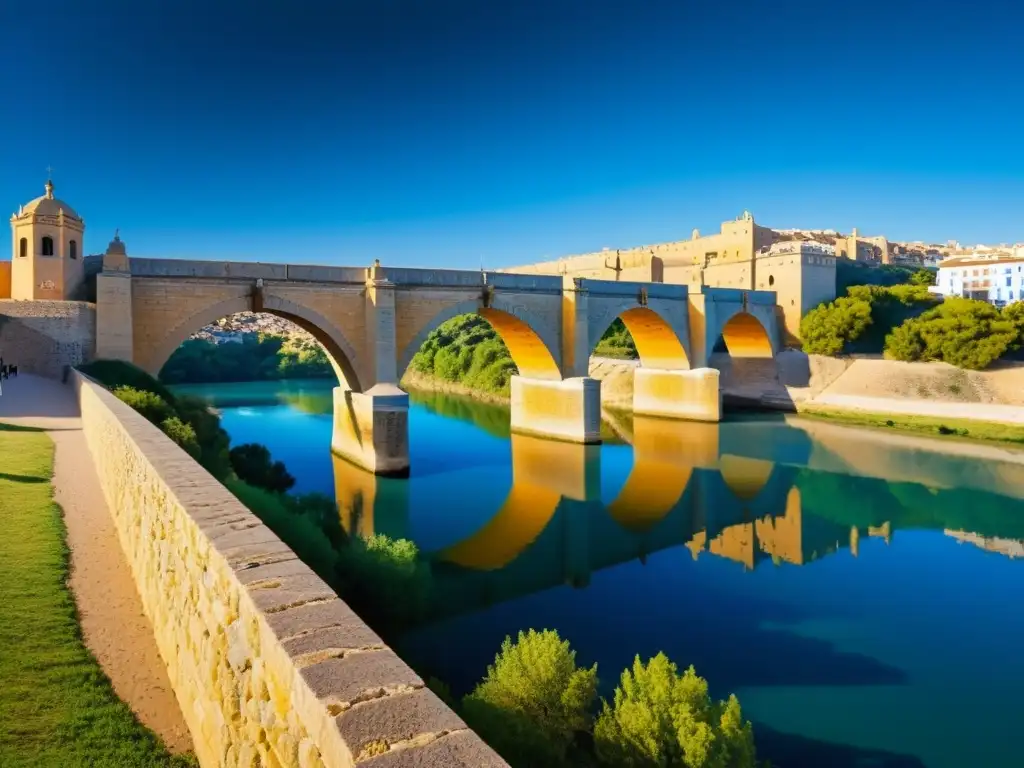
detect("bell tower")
(10, 176), (86, 300)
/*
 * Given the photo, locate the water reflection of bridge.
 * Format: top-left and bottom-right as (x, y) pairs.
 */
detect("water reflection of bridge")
(330, 413), (1024, 621)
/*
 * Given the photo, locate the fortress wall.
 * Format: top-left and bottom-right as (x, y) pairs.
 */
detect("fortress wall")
(0, 299), (95, 377)
(73, 372), (505, 768)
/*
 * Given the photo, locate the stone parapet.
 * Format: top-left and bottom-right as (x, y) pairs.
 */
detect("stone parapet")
(73, 372), (505, 767)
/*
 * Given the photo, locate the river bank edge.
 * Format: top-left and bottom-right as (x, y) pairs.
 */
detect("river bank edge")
(400, 368), (1024, 450)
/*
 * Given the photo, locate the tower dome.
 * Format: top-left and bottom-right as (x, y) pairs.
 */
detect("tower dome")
(10, 176), (86, 300)
(18, 179), (82, 221)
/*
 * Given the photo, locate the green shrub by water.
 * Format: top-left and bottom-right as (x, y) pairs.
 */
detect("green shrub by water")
(228, 443), (296, 494)
(79, 359), (179, 404)
(462, 629), (598, 766)
(594, 654), (759, 767)
(457, 629), (762, 768)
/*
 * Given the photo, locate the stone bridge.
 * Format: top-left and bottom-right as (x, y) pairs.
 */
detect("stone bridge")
(93, 243), (781, 475)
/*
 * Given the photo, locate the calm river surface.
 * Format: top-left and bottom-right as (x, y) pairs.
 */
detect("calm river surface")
(175, 378), (1024, 768)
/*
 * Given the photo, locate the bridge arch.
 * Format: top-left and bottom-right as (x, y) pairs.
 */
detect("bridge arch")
(590, 305), (690, 370)
(716, 309), (775, 359)
(397, 298), (562, 382)
(141, 293), (364, 391)
(437, 433), (591, 570)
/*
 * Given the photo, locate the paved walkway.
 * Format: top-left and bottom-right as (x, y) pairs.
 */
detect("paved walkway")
(0, 374), (192, 753)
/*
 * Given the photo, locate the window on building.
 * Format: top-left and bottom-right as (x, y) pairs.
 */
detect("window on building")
(1008, 276), (1012, 287)
(769, 275), (775, 286)
(41, 236), (54, 256)
(69, 240), (77, 260)
(19, 237), (27, 258)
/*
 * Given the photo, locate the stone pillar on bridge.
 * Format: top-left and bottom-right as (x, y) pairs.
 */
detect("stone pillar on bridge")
(331, 261), (410, 476)
(94, 232), (135, 363)
(508, 276), (602, 444)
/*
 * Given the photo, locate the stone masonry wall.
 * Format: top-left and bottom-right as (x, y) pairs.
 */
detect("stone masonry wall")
(0, 300), (95, 378)
(73, 373), (506, 768)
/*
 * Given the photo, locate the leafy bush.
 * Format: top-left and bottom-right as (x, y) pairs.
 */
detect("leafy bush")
(159, 416), (201, 460)
(799, 297), (872, 355)
(408, 314), (518, 395)
(228, 443), (296, 493)
(884, 298), (1019, 370)
(594, 318), (639, 359)
(801, 283), (938, 356)
(336, 534), (432, 631)
(174, 395), (233, 479)
(112, 386), (175, 426)
(79, 359), (179, 404)
(594, 653), (759, 768)
(461, 629), (597, 766)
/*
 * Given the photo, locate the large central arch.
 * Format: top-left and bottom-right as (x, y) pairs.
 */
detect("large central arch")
(139, 290), (364, 391)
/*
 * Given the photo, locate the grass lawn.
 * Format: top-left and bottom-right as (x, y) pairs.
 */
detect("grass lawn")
(0, 423), (196, 768)
(794, 405), (1024, 446)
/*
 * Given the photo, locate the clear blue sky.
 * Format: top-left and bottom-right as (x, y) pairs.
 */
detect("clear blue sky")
(2, 0), (1021, 267)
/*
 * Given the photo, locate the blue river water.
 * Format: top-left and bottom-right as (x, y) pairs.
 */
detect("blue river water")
(174, 378), (1024, 768)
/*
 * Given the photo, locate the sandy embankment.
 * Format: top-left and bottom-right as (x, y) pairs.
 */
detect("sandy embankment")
(589, 351), (1024, 426)
(401, 351), (1024, 426)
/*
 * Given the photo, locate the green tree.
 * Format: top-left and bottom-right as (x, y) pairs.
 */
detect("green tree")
(910, 269), (937, 286)
(594, 653), (758, 768)
(159, 416), (202, 460)
(335, 534), (432, 631)
(228, 443), (296, 493)
(884, 298), (1017, 369)
(799, 297), (872, 355)
(174, 395), (233, 479)
(111, 386), (175, 426)
(462, 629), (598, 766)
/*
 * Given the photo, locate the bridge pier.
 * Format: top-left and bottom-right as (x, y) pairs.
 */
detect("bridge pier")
(510, 375), (601, 444)
(632, 367), (722, 422)
(331, 384), (410, 477)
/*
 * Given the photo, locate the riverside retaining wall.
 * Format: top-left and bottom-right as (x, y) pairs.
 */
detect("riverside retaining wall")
(73, 372), (506, 768)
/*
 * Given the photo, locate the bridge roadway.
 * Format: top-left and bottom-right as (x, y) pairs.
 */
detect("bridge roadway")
(92, 247), (782, 475)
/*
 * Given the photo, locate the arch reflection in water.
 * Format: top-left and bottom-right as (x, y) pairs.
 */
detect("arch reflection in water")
(328, 410), (1024, 624)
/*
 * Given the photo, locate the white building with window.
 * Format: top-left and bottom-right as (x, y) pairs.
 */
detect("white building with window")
(935, 255), (1024, 307)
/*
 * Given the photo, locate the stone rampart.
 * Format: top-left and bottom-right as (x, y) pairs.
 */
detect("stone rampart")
(73, 372), (506, 768)
(0, 299), (95, 377)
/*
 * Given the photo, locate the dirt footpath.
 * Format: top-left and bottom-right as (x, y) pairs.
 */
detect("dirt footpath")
(0, 375), (193, 753)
